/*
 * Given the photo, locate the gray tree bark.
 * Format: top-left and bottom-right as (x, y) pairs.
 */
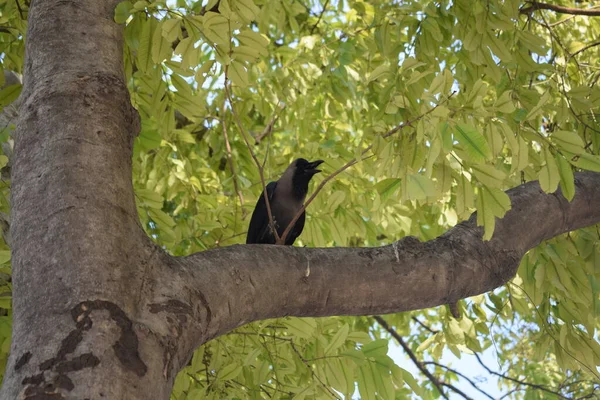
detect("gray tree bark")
(1, 0), (600, 399)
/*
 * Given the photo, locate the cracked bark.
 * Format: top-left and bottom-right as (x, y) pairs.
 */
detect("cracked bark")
(2, 0), (600, 399)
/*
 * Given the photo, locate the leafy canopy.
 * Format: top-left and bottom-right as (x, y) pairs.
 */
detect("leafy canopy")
(0, 0), (600, 398)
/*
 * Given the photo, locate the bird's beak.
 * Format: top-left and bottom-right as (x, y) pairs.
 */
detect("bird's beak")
(307, 160), (324, 174)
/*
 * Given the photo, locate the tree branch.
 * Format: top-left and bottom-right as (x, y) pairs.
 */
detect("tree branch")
(310, 0), (330, 34)
(520, 1), (600, 16)
(166, 171), (600, 373)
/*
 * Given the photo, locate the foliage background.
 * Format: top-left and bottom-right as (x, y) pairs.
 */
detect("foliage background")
(0, 0), (599, 398)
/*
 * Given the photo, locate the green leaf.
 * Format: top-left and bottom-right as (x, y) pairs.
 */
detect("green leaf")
(476, 185), (511, 240)
(571, 152), (600, 172)
(551, 130), (585, 154)
(406, 174), (436, 200)
(233, 0), (260, 23)
(195, 60), (215, 87)
(374, 178), (401, 201)
(416, 333), (437, 352)
(0, 155), (8, 169)
(367, 63), (391, 83)
(149, 209), (176, 228)
(494, 91), (515, 113)
(114, 1), (133, 24)
(175, 129), (196, 144)
(514, 137), (529, 173)
(362, 338), (388, 358)
(428, 73), (445, 95)
(152, 20), (172, 64)
(357, 364), (376, 400)
(236, 30), (269, 56)
(325, 323), (349, 354)
(342, 349), (366, 365)
(0, 297), (11, 310)
(400, 367), (422, 395)
(556, 155), (575, 201)
(137, 124), (162, 152)
(444, 318), (465, 344)
(0, 251), (10, 265)
(327, 191), (346, 212)
(525, 90), (551, 121)
(136, 18), (155, 73)
(228, 61), (249, 87)
(284, 317), (316, 339)
(539, 147), (560, 193)
(232, 45), (260, 63)
(324, 359), (350, 395)
(218, 362), (242, 381)
(486, 31), (513, 62)
(161, 18), (181, 42)
(456, 174), (474, 217)
(0, 84), (21, 107)
(174, 37), (199, 69)
(202, 12), (230, 47)
(471, 164), (506, 187)
(136, 188), (164, 209)
(347, 331), (372, 344)
(454, 124), (492, 163)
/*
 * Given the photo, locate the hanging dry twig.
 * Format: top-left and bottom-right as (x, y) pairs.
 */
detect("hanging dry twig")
(221, 88), (245, 215)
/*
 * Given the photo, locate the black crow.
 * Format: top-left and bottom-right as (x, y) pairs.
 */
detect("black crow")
(246, 158), (324, 245)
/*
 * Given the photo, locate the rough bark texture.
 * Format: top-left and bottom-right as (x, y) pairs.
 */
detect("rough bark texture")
(3, 0), (171, 398)
(2, 0), (600, 399)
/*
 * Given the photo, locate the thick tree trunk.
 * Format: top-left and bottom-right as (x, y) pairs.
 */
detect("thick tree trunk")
(2, 1), (175, 398)
(2, 1), (600, 399)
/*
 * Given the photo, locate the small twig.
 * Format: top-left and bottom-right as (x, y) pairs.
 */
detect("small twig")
(473, 352), (570, 398)
(221, 89), (245, 216)
(310, 0), (330, 34)
(571, 41), (600, 58)
(278, 93), (456, 244)
(15, 0), (25, 20)
(254, 103), (284, 144)
(520, 1), (600, 16)
(374, 316), (451, 399)
(423, 361), (496, 400)
(224, 71), (280, 242)
(411, 316), (439, 334)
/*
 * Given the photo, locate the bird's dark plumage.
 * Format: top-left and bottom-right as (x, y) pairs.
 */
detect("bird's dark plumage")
(246, 158), (324, 245)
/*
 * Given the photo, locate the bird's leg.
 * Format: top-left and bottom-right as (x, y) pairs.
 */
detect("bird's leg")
(269, 218), (278, 239)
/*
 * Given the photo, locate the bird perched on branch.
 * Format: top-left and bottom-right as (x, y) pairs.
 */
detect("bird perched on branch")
(246, 158), (324, 245)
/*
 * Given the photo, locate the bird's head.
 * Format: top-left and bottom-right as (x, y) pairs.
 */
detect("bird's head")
(288, 158), (324, 198)
(294, 158), (324, 177)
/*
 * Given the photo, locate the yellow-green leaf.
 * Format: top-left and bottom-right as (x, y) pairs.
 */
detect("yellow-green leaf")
(455, 124), (492, 163)
(406, 174), (436, 200)
(237, 30), (269, 56)
(228, 61), (249, 87)
(556, 154), (575, 201)
(539, 147), (560, 193)
(494, 91), (515, 113)
(161, 18), (181, 42)
(552, 130), (585, 154)
(472, 164), (506, 187)
(152, 20), (172, 64)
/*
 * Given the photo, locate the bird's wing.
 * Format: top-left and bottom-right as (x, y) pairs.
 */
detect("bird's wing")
(246, 181), (277, 244)
(285, 210), (306, 245)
